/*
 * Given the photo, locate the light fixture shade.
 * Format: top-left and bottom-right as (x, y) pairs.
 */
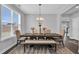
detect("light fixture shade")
(75, 4), (79, 8)
(36, 17), (44, 21)
(76, 6), (79, 8)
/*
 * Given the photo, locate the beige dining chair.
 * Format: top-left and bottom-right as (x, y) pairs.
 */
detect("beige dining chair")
(15, 30), (27, 45)
(53, 30), (65, 47)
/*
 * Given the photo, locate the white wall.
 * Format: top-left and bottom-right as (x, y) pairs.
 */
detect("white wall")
(71, 17), (79, 40)
(68, 11), (79, 40)
(0, 5), (1, 40)
(25, 14), (60, 33)
(0, 4), (26, 53)
(0, 37), (16, 53)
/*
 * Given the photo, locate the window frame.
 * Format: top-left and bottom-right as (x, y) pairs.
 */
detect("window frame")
(1, 5), (21, 41)
(12, 10), (21, 36)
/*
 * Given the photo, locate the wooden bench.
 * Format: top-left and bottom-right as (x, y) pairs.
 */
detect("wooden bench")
(21, 40), (57, 53)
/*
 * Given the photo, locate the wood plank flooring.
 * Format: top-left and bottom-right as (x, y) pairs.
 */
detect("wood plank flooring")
(8, 44), (73, 54)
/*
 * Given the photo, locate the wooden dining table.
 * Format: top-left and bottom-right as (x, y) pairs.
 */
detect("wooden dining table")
(20, 33), (62, 40)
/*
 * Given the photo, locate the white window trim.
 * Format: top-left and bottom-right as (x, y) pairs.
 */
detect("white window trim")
(1, 5), (21, 41)
(12, 11), (21, 36)
(18, 14), (21, 31)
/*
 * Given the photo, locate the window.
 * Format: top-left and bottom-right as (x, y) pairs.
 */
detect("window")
(13, 12), (20, 33)
(1, 5), (21, 40)
(1, 6), (11, 39)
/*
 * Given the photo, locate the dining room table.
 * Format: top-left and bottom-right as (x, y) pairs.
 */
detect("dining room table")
(20, 33), (63, 40)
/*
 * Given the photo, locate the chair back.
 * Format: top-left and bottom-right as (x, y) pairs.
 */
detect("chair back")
(15, 30), (21, 40)
(60, 29), (65, 39)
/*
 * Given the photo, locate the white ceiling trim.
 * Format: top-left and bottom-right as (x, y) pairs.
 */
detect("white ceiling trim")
(15, 4), (75, 15)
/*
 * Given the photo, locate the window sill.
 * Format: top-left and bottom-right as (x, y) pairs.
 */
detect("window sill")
(0, 35), (16, 41)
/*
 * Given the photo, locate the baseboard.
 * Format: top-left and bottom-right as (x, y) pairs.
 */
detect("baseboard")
(2, 44), (17, 54)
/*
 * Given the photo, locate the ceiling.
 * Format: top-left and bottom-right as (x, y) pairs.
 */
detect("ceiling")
(62, 4), (79, 15)
(15, 4), (75, 14)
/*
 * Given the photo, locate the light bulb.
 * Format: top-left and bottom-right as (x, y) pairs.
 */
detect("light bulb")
(36, 17), (44, 21)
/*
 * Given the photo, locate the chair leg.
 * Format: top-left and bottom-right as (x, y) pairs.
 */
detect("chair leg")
(61, 41), (64, 47)
(59, 41), (64, 47)
(17, 40), (21, 45)
(17, 40), (19, 45)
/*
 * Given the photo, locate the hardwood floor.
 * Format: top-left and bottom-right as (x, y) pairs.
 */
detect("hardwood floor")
(8, 44), (73, 54)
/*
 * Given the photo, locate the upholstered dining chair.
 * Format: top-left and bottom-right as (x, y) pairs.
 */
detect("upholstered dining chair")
(53, 30), (65, 47)
(15, 30), (27, 45)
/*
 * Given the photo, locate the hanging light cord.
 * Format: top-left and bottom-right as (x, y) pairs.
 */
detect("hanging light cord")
(39, 4), (41, 18)
(38, 4), (42, 25)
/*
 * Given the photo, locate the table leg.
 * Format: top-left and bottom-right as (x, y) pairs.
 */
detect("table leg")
(24, 44), (26, 53)
(54, 44), (57, 52)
